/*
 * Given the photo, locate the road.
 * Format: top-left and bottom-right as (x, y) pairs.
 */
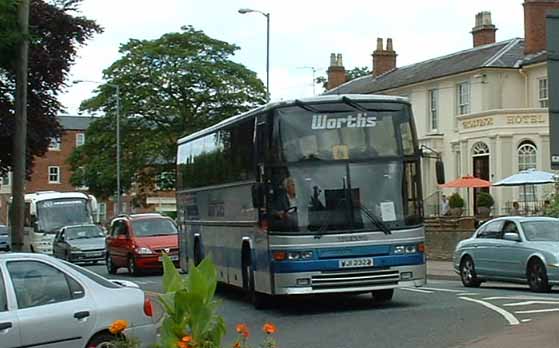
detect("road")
(85, 263), (559, 348)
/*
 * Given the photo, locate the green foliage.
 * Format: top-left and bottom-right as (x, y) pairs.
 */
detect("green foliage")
(0, 0), (101, 176)
(69, 25), (266, 199)
(449, 193), (464, 208)
(476, 192), (494, 208)
(158, 254), (226, 348)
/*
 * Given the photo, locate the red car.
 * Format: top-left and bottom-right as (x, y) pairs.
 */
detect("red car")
(106, 213), (179, 275)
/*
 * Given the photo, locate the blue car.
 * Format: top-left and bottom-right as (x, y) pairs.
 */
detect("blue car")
(0, 225), (9, 251)
(454, 216), (559, 292)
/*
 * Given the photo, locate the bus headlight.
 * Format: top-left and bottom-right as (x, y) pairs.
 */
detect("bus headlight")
(274, 251), (313, 261)
(393, 244), (422, 254)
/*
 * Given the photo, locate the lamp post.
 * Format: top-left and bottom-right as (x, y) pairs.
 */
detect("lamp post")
(238, 8), (270, 102)
(73, 80), (122, 215)
(298, 66), (318, 96)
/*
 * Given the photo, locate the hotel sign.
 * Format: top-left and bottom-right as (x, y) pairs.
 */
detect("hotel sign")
(462, 117), (494, 129)
(506, 114), (546, 125)
(461, 114), (546, 130)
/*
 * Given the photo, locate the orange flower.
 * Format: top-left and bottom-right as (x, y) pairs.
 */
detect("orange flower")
(177, 342), (188, 348)
(263, 322), (277, 335)
(236, 323), (250, 338)
(233, 342), (241, 348)
(108, 320), (128, 335)
(181, 336), (193, 343)
(176, 335), (193, 348)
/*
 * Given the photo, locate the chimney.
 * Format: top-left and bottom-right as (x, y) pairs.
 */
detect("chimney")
(524, 0), (559, 55)
(327, 52), (346, 90)
(372, 38), (397, 77)
(471, 11), (497, 47)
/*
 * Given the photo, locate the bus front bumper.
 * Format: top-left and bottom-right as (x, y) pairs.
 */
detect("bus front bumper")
(272, 264), (426, 295)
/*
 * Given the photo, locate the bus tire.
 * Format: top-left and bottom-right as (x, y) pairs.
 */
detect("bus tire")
(193, 239), (202, 266)
(372, 289), (394, 303)
(244, 255), (268, 309)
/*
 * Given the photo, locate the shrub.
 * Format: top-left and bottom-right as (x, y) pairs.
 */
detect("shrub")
(449, 193), (464, 208)
(476, 192), (494, 208)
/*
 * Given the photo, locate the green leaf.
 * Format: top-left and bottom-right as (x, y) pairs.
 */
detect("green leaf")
(197, 257), (218, 300)
(162, 254), (183, 292)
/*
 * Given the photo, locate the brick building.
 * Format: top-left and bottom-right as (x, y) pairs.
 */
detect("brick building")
(0, 115), (177, 225)
(325, 0), (559, 216)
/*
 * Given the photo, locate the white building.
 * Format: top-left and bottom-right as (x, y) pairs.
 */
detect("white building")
(325, 1), (558, 216)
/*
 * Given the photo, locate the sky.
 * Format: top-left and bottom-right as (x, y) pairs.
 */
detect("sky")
(59, 0), (526, 115)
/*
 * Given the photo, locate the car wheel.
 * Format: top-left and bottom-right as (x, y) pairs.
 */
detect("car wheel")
(372, 289), (394, 303)
(460, 256), (481, 288)
(128, 255), (140, 276)
(106, 254), (117, 274)
(86, 332), (118, 348)
(527, 259), (551, 293)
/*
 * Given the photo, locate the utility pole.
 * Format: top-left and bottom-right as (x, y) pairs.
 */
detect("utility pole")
(11, 0), (30, 252)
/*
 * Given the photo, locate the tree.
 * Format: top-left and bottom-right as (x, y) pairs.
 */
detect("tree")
(316, 66), (370, 91)
(69, 26), (266, 200)
(0, 0), (102, 176)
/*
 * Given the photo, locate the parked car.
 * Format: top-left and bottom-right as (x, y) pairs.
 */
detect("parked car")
(53, 224), (106, 264)
(0, 225), (9, 252)
(106, 213), (179, 276)
(0, 253), (156, 348)
(454, 216), (559, 292)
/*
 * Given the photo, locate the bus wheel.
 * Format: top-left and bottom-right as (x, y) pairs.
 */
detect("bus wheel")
(245, 257), (268, 309)
(193, 239), (202, 266)
(372, 289), (394, 303)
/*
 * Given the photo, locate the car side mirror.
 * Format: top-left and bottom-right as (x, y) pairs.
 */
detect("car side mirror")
(436, 159), (445, 185)
(503, 232), (521, 242)
(252, 183), (265, 208)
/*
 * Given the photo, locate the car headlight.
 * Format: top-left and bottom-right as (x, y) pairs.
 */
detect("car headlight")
(135, 247), (154, 255)
(70, 246), (82, 252)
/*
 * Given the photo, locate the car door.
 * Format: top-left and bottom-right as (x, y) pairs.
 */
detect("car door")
(495, 220), (528, 279)
(0, 265), (21, 348)
(109, 220), (130, 266)
(473, 220), (504, 276)
(53, 229), (66, 259)
(6, 260), (95, 348)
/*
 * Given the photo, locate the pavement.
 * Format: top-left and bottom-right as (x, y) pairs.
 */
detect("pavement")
(426, 260), (559, 348)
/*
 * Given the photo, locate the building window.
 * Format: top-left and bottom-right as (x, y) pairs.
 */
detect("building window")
(76, 133), (85, 147)
(472, 142), (489, 156)
(518, 141), (537, 171)
(48, 137), (61, 151)
(538, 78), (548, 108)
(457, 82), (471, 115)
(1, 174), (9, 187)
(428, 89), (439, 131)
(48, 166), (60, 184)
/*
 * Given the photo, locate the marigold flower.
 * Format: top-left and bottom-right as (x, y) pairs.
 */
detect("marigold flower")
(236, 323), (250, 338)
(263, 322), (277, 335)
(177, 342), (188, 348)
(233, 342), (241, 348)
(108, 320), (128, 335)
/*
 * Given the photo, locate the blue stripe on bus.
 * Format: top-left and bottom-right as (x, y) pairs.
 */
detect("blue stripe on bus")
(271, 254), (425, 273)
(316, 245), (392, 258)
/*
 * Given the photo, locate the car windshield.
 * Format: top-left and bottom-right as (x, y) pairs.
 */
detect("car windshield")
(37, 198), (91, 233)
(131, 218), (178, 237)
(66, 225), (104, 240)
(522, 221), (559, 241)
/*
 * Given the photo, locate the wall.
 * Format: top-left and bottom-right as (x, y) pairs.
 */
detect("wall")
(425, 228), (475, 261)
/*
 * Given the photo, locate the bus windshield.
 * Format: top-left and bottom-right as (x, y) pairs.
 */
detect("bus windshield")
(269, 103), (421, 233)
(36, 199), (90, 233)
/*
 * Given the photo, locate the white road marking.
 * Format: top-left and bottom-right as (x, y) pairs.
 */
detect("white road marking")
(502, 301), (559, 307)
(457, 293), (479, 296)
(400, 288), (434, 294)
(459, 296), (520, 326)
(421, 287), (462, 293)
(514, 308), (559, 314)
(521, 319), (532, 323)
(483, 296), (559, 301)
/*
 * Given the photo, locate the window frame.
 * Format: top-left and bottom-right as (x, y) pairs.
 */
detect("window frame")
(456, 81), (471, 115)
(538, 77), (548, 108)
(48, 137), (61, 151)
(428, 89), (439, 131)
(48, 166), (60, 184)
(75, 132), (85, 147)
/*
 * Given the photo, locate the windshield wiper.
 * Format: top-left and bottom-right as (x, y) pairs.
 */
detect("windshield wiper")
(358, 205), (391, 235)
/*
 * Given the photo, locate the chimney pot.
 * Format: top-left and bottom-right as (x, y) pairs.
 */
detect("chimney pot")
(327, 53), (346, 90)
(330, 53), (336, 66)
(336, 53), (343, 66)
(372, 38), (397, 77)
(386, 38), (394, 51)
(376, 38), (383, 51)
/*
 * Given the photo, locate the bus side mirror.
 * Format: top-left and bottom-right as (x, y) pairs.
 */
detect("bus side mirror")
(436, 159), (445, 185)
(252, 183), (265, 208)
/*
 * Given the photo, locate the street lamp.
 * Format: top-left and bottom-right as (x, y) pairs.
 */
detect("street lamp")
(73, 79), (122, 215)
(238, 8), (270, 102)
(298, 66), (318, 96)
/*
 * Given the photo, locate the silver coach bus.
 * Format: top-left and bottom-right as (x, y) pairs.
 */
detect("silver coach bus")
(176, 94), (443, 308)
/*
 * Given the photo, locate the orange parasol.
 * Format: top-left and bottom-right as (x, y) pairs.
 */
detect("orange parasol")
(439, 176), (491, 188)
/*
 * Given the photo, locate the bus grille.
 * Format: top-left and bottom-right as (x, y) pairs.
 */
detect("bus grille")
(311, 269), (399, 290)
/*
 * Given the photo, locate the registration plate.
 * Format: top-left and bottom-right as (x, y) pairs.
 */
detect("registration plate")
(339, 257), (373, 268)
(159, 255), (179, 261)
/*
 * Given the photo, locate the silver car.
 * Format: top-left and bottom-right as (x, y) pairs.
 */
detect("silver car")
(53, 224), (106, 263)
(454, 216), (559, 292)
(0, 253), (156, 348)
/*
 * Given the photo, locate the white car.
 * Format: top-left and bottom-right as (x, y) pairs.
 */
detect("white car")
(0, 253), (157, 348)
